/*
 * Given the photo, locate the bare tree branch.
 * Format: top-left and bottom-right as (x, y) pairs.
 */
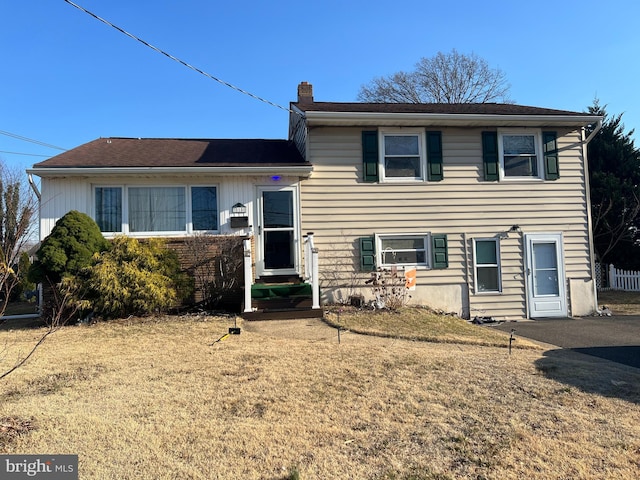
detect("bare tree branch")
(358, 49), (512, 104)
(0, 162), (36, 318)
(0, 278), (77, 381)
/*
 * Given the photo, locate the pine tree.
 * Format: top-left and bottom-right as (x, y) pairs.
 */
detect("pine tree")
(586, 100), (640, 268)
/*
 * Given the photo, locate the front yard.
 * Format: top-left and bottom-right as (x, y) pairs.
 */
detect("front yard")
(1, 310), (639, 479)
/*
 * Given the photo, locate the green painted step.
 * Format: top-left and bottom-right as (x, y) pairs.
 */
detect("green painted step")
(251, 282), (312, 300)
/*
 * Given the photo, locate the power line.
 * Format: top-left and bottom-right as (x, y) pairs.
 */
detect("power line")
(0, 150), (52, 158)
(63, 0), (295, 114)
(0, 130), (67, 151)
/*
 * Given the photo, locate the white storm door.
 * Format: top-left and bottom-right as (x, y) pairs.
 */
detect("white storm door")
(256, 186), (299, 276)
(526, 233), (567, 318)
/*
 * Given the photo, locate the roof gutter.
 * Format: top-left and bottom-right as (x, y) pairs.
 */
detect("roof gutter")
(26, 165), (313, 178)
(303, 111), (599, 128)
(584, 118), (603, 145)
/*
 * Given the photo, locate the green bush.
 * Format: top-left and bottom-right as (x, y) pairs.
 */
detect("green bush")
(29, 210), (109, 284)
(85, 236), (192, 318)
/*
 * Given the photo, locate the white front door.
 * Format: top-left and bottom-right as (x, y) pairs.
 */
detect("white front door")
(256, 186), (299, 277)
(525, 233), (567, 318)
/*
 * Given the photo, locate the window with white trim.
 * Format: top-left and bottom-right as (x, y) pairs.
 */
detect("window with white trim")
(128, 186), (186, 232)
(379, 129), (426, 181)
(93, 185), (219, 235)
(498, 129), (543, 179)
(95, 186), (122, 233)
(377, 234), (430, 267)
(191, 186), (218, 231)
(473, 238), (501, 293)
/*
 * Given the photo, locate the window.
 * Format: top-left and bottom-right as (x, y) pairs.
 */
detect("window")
(498, 130), (543, 179)
(93, 185), (218, 235)
(380, 129), (426, 181)
(191, 186), (218, 231)
(95, 187), (122, 232)
(474, 239), (501, 293)
(377, 234), (429, 267)
(129, 187), (186, 232)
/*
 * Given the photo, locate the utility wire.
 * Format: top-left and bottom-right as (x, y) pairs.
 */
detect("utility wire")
(0, 130), (67, 151)
(0, 150), (52, 158)
(63, 0), (295, 114)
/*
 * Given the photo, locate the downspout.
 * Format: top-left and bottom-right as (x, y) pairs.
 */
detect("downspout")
(522, 233), (530, 319)
(28, 173), (40, 200)
(28, 173), (41, 243)
(462, 233), (471, 319)
(27, 173), (43, 318)
(584, 118), (603, 145)
(582, 118), (603, 314)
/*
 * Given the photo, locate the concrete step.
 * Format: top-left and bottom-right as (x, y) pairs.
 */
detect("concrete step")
(242, 307), (324, 321)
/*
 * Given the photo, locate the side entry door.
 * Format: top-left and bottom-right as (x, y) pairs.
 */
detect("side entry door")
(525, 233), (567, 318)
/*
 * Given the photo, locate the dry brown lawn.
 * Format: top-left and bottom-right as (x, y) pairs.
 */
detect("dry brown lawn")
(1, 313), (639, 479)
(323, 307), (540, 348)
(598, 290), (640, 315)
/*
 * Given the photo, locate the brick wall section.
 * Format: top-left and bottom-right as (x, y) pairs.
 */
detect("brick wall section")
(164, 235), (246, 310)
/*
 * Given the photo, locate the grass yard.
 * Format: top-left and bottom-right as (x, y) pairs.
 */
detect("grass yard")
(1, 311), (639, 479)
(324, 306), (539, 348)
(2, 300), (40, 317)
(597, 290), (640, 315)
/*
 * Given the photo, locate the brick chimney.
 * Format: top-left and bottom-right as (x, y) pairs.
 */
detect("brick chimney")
(297, 81), (313, 103)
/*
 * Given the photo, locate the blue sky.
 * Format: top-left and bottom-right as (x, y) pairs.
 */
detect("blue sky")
(2, 0), (639, 174)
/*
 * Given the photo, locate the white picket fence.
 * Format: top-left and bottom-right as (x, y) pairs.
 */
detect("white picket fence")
(603, 264), (640, 291)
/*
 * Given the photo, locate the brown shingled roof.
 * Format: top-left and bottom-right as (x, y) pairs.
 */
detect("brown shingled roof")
(33, 138), (307, 168)
(292, 101), (589, 117)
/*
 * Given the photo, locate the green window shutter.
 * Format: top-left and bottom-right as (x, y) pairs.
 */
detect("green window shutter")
(362, 131), (379, 182)
(543, 131), (559, 180)
(431, 234), (448, 269)
(481, 132), (499, 181)
(426, 131), (443, 181)
(360, 236), (376, 271)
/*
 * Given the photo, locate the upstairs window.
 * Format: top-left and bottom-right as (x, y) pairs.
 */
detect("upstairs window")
(363, 130), (443, 182)
(498, 130), (543, 179)
(380, 129), (426, 181)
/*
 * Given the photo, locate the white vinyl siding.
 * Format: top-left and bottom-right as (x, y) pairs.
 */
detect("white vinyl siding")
(300, 126), (592, 319)
(37, 175), (302, 240)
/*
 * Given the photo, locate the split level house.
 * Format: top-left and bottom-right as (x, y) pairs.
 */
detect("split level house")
(28, 82), (603, 320)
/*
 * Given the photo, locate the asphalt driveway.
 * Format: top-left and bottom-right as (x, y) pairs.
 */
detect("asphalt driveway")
(493, 316), (640, 369)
